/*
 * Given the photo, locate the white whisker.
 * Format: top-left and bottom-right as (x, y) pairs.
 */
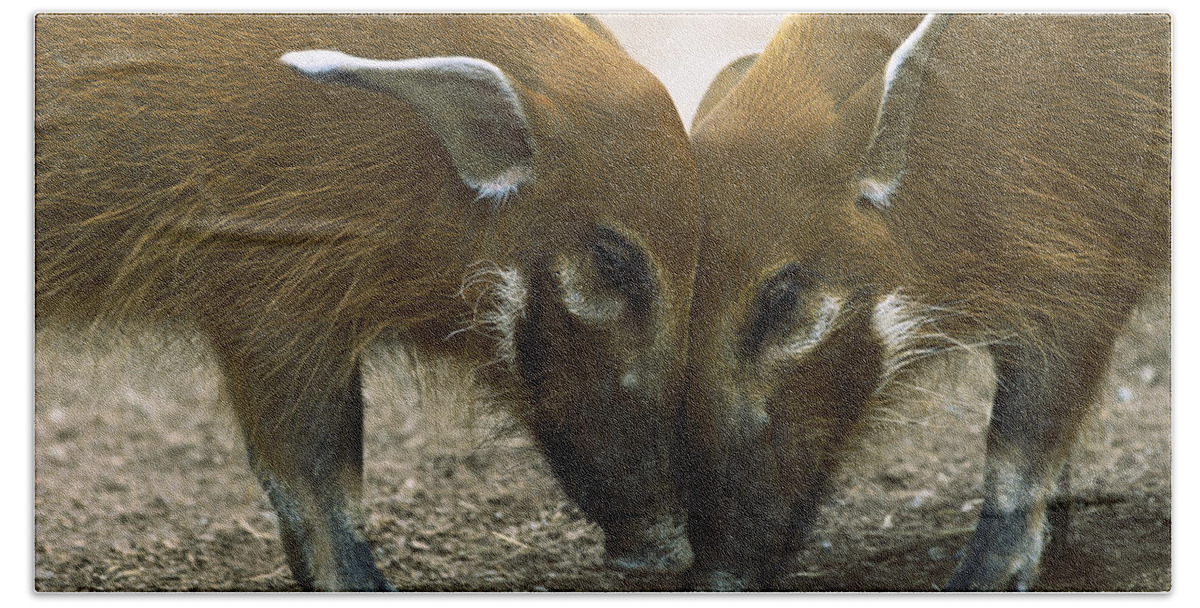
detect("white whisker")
(872, 290), (1007, 395)
(450, 261), (527, 370)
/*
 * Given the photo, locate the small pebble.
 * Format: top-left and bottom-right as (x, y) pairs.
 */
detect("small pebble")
(1140, 365), (1159, 385)
(1116, 387), (1133, 403)
(908, 490), (933, 508)
(928, 546), (948, 562)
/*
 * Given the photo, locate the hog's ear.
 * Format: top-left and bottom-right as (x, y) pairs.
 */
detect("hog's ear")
(855, 14), (950, 210)
(281, 50), (533, 204)
(574, 14), (626, 51)
(691, 52), (758, 133)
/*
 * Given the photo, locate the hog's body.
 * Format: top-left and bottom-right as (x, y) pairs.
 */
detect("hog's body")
(684, 14), (1169, 590)
(36, 14), (699, 590)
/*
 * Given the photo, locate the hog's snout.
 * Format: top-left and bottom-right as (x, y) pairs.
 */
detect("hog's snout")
(604, 515), (694, 573)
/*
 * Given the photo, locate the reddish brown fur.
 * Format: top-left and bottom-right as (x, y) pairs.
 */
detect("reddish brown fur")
(684, 14), (1169, 590)
(37, 14), (700, 590)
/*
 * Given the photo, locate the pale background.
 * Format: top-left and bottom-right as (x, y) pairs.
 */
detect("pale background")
(598, 14), (786, 128)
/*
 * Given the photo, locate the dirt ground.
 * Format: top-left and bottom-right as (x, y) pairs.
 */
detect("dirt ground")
(31, 282), (1170, 593)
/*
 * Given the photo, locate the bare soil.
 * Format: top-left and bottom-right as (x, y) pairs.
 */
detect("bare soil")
(32, 285), (1170, 593)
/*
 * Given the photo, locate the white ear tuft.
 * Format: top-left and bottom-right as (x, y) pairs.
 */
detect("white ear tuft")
(279, 49), (355, 80)
(856, 177), (899, 210)
(281, 50), (534, 205)
(466, 166), (532, 206)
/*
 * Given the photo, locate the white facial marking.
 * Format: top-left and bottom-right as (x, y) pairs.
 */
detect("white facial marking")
(872, 290), (1002, 394)
(763, 295), (843, 364)
(555, 261), (623, 323)
(783, 295), (843, 356)
(873, 291), (924, 358)
(872, 290), (945, 390)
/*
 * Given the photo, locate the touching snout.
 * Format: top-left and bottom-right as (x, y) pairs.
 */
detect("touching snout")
(604, 513), (693, 573)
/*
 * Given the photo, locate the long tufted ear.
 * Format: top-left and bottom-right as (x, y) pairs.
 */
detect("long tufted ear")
(281, 50), (534, 204)
(855, 14), (951, 210)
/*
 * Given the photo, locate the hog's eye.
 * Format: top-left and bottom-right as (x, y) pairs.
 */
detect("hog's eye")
(591, 239), (633, 280)
(757, 277), (801, 328)
(741, 263), (817, 357)
(590, 227), (654, 314)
